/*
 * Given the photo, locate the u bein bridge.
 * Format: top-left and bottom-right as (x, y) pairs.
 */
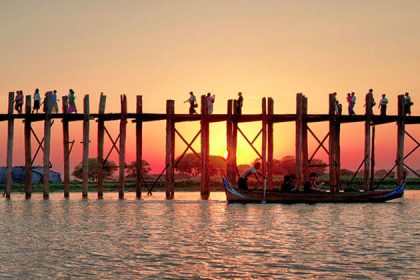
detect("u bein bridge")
(1, 91), (419, 200)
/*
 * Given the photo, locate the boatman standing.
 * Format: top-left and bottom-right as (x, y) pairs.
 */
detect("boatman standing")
(238, 162), (264, 190)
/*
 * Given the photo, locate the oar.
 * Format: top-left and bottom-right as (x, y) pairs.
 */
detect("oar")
(262, 178), (267, 204)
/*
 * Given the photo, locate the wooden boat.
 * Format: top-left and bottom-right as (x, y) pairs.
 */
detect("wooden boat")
(222, 176), (405, 204)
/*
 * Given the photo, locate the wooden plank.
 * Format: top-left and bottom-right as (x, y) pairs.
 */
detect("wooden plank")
(118, 94), (127, 199)
(396, 95), (405, 183)
(261, 98), (267, 181)
(136, 95), (143, 199)
(82, 95), (90, 198)
(43, 93), (52, 199)
(5, 92), (15, 198)
(200, 95), (210, 199)
(24, 95), (32, 199)
(295, 93), (303, 190)
(166, 100), (175, 199)
(267, 98), (274, 189)
(363, 92), (373, 191)
(302, 96), (309, 182)
(62, 96), (70, 198)
(97, 93), (106, 199)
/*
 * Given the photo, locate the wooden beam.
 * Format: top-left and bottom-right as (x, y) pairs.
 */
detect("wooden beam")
(43, 93), (52, 199)
(62, 96), (70, 198)
(97, 93), (106, 199)
(295, 93), (303, 190)
(200, 95), (210, 199)
(136, 95), (143, 199)
(396, 95), (405, 183)
(166, 100), (175, 199)
(267, 98), (274, 189)
(302, 96), (309, 182)
(118, 94), (127, 199)
(370, 125), (376, 188)
(364, 92), (373, 191)
(262, 98), (267, 180)
(82, 95), (90, 198)
(24, 95), (32, 199)
(5, 92), (14, 198)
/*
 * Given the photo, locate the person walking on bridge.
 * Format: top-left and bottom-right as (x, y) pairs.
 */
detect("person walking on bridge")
(235, 92), (243, 115)
(404, 92), (413, 116)
(206, 92), (215, 114)
(32, 88), (41, 113)
(378, 94), (388, 116)
(184, 91), (197, 115)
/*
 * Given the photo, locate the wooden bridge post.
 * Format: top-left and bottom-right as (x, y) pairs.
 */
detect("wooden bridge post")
(295, 93), (303, 190)
(82, 95), (90, 198)
(396, 95), (405, 183)
(24, 95), (32, 199)
(97, 93), (106, 199)
(43, 93), (52, 199)
(166, 100), (175, 199)
(302, 96), (309, 182)
(62, 96), (70, 198)
(364, 92), (373, 190)
(267, 98), (274, 189)
(231, 100), (238, 185)
(262, 98), (267, 180)
(5, 92), (15, 198)
(118, 94), (127, 199)
(201, 95), (210, 199)
(136, 95), (143, 199)
(226, 100), (235, 183)
(329, 93), (340, 192)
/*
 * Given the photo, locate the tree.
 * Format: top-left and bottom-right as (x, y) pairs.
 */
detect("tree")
(340, 169), (354, 177)
(72, 158), (117, 182)
(126, 160), (152, 178)
(174, 153), (226, 176)
(271, 155), (327, 176)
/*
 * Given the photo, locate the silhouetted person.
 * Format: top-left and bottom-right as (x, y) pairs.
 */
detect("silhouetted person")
(67, 89), (77, 113)
(42, 91), (50, 113)
(350, 92), (356, 115)
(304, 172), (324, 192)
(14, 90), (24, 114)
(404, 92), (412, 116)
(32, 88), (41, 113)
(206, 92), (215, 114)
(51, 90), (59, 113)
(281, 174), (297, 192)
(378, 94), (388, 116)
(238, 162), (264, 190)
(346, 93), (352, 115)
(184, 91), (197, 115)
(235, 92), (243, 115)
(332, 92), (341, 115)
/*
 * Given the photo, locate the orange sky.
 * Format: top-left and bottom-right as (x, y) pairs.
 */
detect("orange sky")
(0, 0), (419, 174)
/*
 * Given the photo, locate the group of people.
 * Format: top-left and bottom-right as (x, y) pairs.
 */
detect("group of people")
(13, 89), (78, 114)
(184, 91), (243, 115)
(334, 90), (413, 117)
(237, 162), (324, 193)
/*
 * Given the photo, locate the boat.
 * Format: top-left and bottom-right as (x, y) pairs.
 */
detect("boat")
(222, 176), (405, 204)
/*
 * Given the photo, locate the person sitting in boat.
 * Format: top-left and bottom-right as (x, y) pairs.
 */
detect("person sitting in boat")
(238, 162), (264, 190)
(304, 172), (324, 192)
(281, 174), (297, 192)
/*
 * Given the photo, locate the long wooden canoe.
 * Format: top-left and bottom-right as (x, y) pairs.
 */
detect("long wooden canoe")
(222, 176), (405, 204)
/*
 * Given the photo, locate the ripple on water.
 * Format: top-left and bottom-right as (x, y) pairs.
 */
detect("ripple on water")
(0, 191), (419, 279)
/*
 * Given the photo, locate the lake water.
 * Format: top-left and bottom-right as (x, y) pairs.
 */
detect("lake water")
(0, 191), (419, 279)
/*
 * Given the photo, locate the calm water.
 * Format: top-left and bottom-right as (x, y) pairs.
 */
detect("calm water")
(0, 191), (419, 279)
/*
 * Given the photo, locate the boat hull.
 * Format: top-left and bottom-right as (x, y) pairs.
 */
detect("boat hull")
(222, 177), (405, 204)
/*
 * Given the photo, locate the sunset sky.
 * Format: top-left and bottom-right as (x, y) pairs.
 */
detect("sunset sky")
(0, 0), (419, 174)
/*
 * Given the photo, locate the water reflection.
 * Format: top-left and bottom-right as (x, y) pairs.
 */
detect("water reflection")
(0, 192), (418, 278)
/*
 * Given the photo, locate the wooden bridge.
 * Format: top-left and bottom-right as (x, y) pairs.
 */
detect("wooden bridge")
(1, 92), (419, 199)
